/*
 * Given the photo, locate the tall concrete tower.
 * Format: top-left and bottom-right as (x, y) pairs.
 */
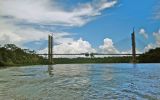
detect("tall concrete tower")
(48, 34), (53, 64)
(131, 28), (136, 63)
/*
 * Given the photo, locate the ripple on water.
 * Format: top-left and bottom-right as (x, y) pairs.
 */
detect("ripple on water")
(0, 64), (160, 100)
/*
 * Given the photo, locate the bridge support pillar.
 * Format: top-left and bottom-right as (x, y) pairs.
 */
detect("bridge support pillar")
(131, 29), (136, 63)
(48, 34), (53, 64)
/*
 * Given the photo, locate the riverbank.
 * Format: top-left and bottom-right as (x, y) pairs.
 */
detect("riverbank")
(0, 56), (132, 67)
(53, 57), (132, 64)
(1, 44), (160, 67)
(0, 44), (48, 67)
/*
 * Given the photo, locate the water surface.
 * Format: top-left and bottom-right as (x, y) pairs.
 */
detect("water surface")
(0, 64), (160, 100)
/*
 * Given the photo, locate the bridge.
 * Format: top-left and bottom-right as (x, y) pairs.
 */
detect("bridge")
(37, 53), (141, 56)
(36, 29), (142, 64)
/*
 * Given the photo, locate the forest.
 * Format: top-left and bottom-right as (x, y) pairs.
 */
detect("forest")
(138, 48), (160, 63)
(0, 44), (48, 66)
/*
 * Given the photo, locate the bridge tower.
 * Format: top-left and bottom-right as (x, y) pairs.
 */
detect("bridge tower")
(48, 34), (53, 64)
(131, 28), (136, 63)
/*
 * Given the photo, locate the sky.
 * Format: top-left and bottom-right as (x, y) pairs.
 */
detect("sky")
(0, 0), (160, 54)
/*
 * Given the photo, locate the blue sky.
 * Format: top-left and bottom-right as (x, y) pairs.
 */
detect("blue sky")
(66, 0), (159, 45)
(0, 0), (160, 54)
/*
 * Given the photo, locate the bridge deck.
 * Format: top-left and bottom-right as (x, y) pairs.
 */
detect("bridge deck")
(37, 53), (142, 56)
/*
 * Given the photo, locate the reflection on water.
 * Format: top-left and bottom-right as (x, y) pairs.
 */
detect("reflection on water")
(49, 64), (90, 77)
(102, 67), (113, 81)
(0, 64), (160, 100)
(133, 64), (137, 68)
(48, 65), (54, 77)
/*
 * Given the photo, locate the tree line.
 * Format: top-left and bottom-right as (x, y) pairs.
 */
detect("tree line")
(138, 48), (160, 63)
(0, 44), (159, 66)
(0, 44), (48, 66)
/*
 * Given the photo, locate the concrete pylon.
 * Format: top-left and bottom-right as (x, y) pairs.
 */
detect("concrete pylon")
(131, 28), (136, 63)
(48, 34), (53, 64)
(48, 35), (50, 62)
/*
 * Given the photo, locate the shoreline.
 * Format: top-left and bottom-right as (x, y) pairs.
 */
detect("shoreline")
(1, 62), (160, 68)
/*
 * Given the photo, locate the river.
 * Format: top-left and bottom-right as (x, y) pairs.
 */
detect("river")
(0, 64), (160, 100)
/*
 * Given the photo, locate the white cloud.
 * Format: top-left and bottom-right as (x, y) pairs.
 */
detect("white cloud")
(97, 37), (142, 56)
(0, 19), (49, 46)
(0, 20), (22, 46)
(143, 29), (160, 52)
(0, 19), (73, 47)
(99, 38), (119, 54)
(139, 28), (148, 39)
(38, 38), (96, 57)
(0, 0), (118, 50)
(144, 43), (156, 52)
(153, 29), (160, 46)
(55, 38), (96, 54)
(0, 0), (117, 27)
(96, 0), (117, 10)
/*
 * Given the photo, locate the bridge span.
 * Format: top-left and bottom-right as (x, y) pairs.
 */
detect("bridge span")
(44, 29), (138, 63)
(37, 53), (142, 56)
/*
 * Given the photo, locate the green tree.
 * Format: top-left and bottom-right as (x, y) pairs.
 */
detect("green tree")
(85, 53), (89, 58)
(0, 44), (48, 66)
(4, 44), (19, 51)
(90, 53), (94, 58)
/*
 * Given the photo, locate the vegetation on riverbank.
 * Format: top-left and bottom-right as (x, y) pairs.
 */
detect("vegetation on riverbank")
(0, 44), (160, 66)
(0, 44), (48, 66)
(138, 48), (160, 63)
(53, 48), (160, 64)
(54, 57), (132, 64)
